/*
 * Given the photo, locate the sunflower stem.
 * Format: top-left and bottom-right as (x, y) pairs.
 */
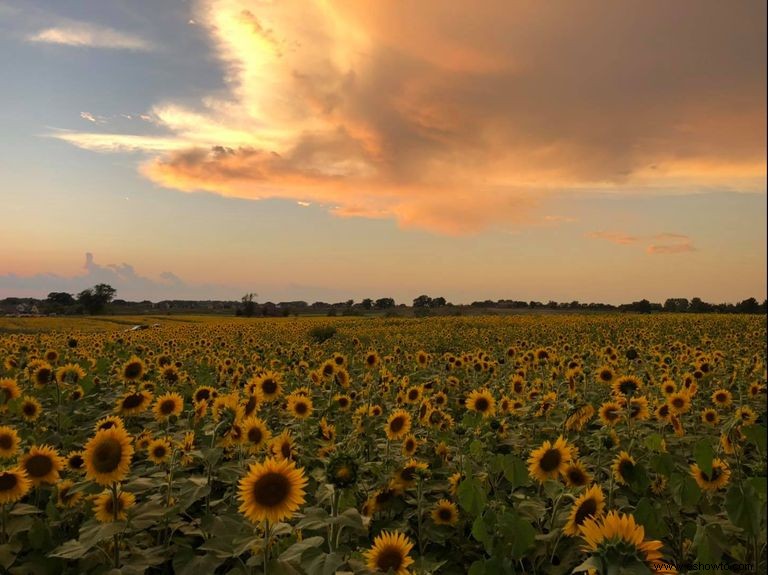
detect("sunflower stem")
(416, 477), (425, 559)
(263, 520), (270, 575)
(1, 503), (7, 544)
(111, 482), (120, 568)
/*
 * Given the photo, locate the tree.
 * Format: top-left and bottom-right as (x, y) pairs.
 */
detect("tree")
(431, 296), (447, 307)
(736, 297), (760, 314)
(663, 298), (689, 313)
(360, 298), (373, 310)
(238, 293), (258, 317)
(47, 292), (75, 306)
(413, 295), (432, 308)
(77, 284), (116, 314)
(374, 298), (395, 310)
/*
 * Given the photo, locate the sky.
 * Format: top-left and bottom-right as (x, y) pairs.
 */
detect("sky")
(0, 0), (765, 304)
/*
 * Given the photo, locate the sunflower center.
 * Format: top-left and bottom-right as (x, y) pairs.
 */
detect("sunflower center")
(93, 438), (123, 473)
(619, 381), (637, 395)
(475, 398), (489, 412)
(22, 403), (37, 416)
(438, 507), (453, 521)
(262, 379), (277, 395)
(25, 454), (53, 477)
(153, 446), (167, 458)
(574, 498), (598, 526)
(0, 472), (18, 491)
(252, 472), (291, 507)
(160, 400), (176, 415)
(567, 468), (587, 485)
(195, 389), (211, 402)
(0, 434), (13, 450)
(539, 449), (562, 472)
(124, 363), (142, 379)
(122, 394), (144, 409)
(389, 417), (405, 433)
(280, 442), (291, 459)
(247, 427), (263, 444)
(618, 459), (634, 479)
(600, 371), (612, 382)
(672, 397), (684, 408)
(69, 454), (84, 469)
(376, 546), (404, 571)
(295, 402), (308, 415)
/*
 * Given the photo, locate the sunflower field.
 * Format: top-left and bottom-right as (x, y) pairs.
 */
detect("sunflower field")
(0, 314), (765, 575)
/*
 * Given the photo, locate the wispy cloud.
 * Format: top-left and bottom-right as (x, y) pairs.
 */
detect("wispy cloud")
(586, 231), (639, 245)
(646, 243), (697, 255)
(48, 1), (765, 233)
(28, 22), (151, 50)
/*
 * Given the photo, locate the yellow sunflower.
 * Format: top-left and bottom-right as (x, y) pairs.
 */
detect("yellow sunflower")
(121, 356), (146, 382)
(20, 396), (43, 422)
(667, 391), (691, 415)
(564, 484), (605, 536)
(270, 430), (296, 461)
(394, 459), (429, 489)
(0, 425), (21, 459)
(364, 531), (414, 575)
(93, 489), (136, 522)
(711, 388), (732, 407)
(242, 416), (271, 453)
(431, 499), (459, 526)
(147, 438), (172, 465)
(465, 389), (496, 418)
(56, 479), (83, 509)
(238, 457), (308, 524)
(115, 389), (153, 416)
(95, 415), (125, 433)
(67, 450), (85, 473)
(153, 392), (184, 421)
(598, 401), (623, 426)
(286, 394), (314, 419)
(385, 410), (412, 441)
(563, 461), (592, 488)
(700, 408), (720, 426)
(690, 459), (731, 491)
(252, 371), (283, 403)
(527, 436), (574, 483)
(735, 406), (757, 426)
(0, 378), (21, 411)
(0, 467), (31, 504)
(579, 511), (667, 571)
(21, 445), (64, 486)
(612, 451), (636, 486)
(84, 427), (134, 486)
(612, 375), (642, 397)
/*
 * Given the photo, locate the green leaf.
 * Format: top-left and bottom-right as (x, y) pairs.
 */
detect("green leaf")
(742, 425), (767, 452)
(693, 439), (714, 476)
(498, 512), (535, 559)
(471, 515), (492, 553)
(650, 453), (674, 477)
(634, 498), (668, 539)
(747, 476), (767, 501)
(725, 483), (760, 536)
(302, 550), (345, 575)
(501, 455), (530, 488)
(469, 440), (485, 457)
(48, 539), (88, 560)
(693, 522), (724, 563)
(468, 560), (486, 575)
(279, 537), (325, 563)
(644, 433), (664, 452)
(670, 472), (700, 508)
(457, 478), (487, 517)
(295, 507), (330, 531)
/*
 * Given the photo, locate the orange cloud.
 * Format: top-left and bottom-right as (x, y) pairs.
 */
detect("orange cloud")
(646, 243), (697, 255)
(586, 231), (639, 245)
(53, 0), (766, 233)
(588, 231), (697, 254)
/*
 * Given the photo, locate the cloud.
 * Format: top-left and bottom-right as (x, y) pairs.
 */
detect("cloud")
(646, 243), (697, 255)
(50, 0), (766, 233)
(586, 231), (639, 245)
(28, 22), (151, 50)
(0, 253), (237, 301)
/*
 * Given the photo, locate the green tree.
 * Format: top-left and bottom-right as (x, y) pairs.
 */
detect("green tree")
(77, 284), (116, 314)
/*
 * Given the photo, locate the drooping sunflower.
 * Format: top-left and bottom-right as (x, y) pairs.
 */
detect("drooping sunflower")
(612, 451), (636, 486)
(153, 392), (184, 421)
(238, 457), (308, 524)
(93, 489), (136, 522)
(613, 375), (642, 397)
(579, 511), (667, 571)
(20, 396), (43, 422)
(364, 531), (415, 575)
(449, 471), (464, 496)
(242, 416), (271, 453)
(563, 461), (592, 488)
(115, 389), (153, 416)
(286, 394), (313, 420)
(465, 388), (496, 418)
(564, 484), (605, 536)
(0, 425), (21, 459)
(598, 401), (623, 426)
(0, 467), (31, 504)
(121, 356), (146, 382)
(0, 378), (21, 410)
(56, 479), (83, 509)
(431, 499), (459, 526)
(527, 436), (574, 483)
(385, 410), (412, 441)
(84, 427), (134, 486)
(147, 438), (172, 465)
(21, 445), (64, 486)
(690, 459), (731, 491)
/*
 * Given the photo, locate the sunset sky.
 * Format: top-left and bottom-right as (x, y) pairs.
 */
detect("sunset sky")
(1, 0), (765, 304)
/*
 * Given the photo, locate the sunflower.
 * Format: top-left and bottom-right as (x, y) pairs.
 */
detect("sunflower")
(121, 356), (146, 382)
(564, 484), (605, 536)
(449, 471), (464, 496)
(629, 396), (650, 421)
(57, 363), (86, 384)
(238, 457), (308, 524)
(654, 402), (672, 423)
(334, 394), (352, 410)
(95, 415), (125, 433)
(563, 461), (592, 488)
(565, 404), (595, 432)
(56, 479), (83, 509)
(93, 489), (136, 522)
(364, 351), (381, 368)
(365, 531), (414, 575)
(402, 435), (419, 457)
(147, 438), (172, 464)
(270, 430), (296, 460)
(598, 401), (622, 426)
(242, 416), (271, 453)
(596, 366), (615, 385)
(21, 445), (64, 486)
(667, 391), (691, 415)
(84, 427), (134, 486)
(115, 389), (153, 416)
(394, 459), (429, 488)
(431, 499), (459, 526)
(735, 406), (757, 426)
(286, 395), (313, 419)
(67, 450), (85, 473)
(612, 451), (636, 486)
(327, 454), (358, 488)
(660, 380), (676, 396)
(465, 389), (496, 418)
(20, 396), (42, 422)
(193, 386), (217, 405)
(0, 467), (31, 504)
(31, 363), (55, 387)
(579, 511), (667, 571)
(153, 392), (184, 421)
(385, 410), (412, 441)
(0, 378), (21, 410)
(612, 375), (642, 397)
(0, 425), (20, 459)
(690, 459), (731, 492)
(700, 408), (720, 426)
(158, 364), (181, 385)
(711, 388), (732, 407)
(252, 372), (284, 402)
(527, 436), (574, 483)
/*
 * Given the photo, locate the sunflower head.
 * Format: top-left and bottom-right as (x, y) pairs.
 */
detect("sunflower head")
(579, 511), (666, 570)
(564, 484), (605, 536)
(0, 467), (32, 504)
(364, 531), (414, 575)
(431, 499), (459, 526)
(327, 454), (358, 488)
(527, 436), (574, 483)
(84, 427), (134, 486)
(0, 425), (21, 459)
(21, 445), (64, 486)
(385, 410), (412, 441)
(612, 451), (636, 486)
(238, 457), (308, 524)
(690, 459), (731, 492)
